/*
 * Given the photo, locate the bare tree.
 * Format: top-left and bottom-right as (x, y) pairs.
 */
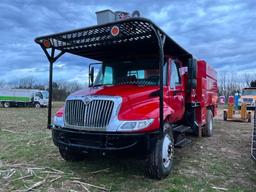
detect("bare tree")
(242, 73), (255, 87)
(17, 77), (37, 89)
(218, 71), (256, 99)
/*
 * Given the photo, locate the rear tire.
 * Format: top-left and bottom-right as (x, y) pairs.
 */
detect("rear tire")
(223, 111), (227, 121)
(248, 112), (251, 123)
(203, 109), (213, 137)
(3, 102), (10, 108)
(145, 123), (174, 179)
(59, 148), (85, 162)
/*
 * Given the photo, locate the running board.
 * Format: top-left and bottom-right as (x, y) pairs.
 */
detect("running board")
(173, 125), (191, 133)
(173, 125), (192, 148)
(175, 138), (192, 148)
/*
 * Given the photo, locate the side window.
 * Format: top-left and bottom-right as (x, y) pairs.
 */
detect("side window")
(35, 92), (43, 99)
(103, 66), (113, 84)
(170, 62), (181, 89)
(163, 62), (167, 85)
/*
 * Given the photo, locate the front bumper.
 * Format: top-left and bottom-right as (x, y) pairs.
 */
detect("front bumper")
(52, 127), (159, 154)
(238, 105), (255, 110)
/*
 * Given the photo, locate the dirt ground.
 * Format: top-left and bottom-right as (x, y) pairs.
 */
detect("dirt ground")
(0, 103), (255, 191)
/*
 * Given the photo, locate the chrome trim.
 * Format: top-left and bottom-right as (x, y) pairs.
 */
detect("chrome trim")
(64, 95), (122, 132)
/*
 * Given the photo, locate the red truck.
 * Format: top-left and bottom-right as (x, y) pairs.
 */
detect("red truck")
(35, 10), (218, 179)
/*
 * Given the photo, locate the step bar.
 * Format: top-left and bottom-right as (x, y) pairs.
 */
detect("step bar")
(173, 125), (192, 148)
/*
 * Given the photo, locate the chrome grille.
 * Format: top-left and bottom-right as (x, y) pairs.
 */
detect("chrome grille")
(243, 98), (253, 103)
(65, 99), (114, 128)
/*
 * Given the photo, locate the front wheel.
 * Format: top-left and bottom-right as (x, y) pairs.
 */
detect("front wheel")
(35, 103), (41, 108)
(145, 123), (174, 179)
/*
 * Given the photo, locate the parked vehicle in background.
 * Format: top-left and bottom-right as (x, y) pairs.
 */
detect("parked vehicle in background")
(35, 10), (218, 179)
(219, 95), (226, 105)
(239, 87), (256, 110)
(0, 89), (48, 108)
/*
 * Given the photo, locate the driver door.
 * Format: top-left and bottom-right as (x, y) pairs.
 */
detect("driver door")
(167, 59), (185, 121)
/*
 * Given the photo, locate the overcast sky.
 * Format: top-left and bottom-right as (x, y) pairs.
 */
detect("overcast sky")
(0, 0), (255, 84)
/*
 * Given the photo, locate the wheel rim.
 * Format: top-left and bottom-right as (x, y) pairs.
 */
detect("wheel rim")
(209, 115), (213, 133)
(35, 104), (40, 108)
(162, 135), (174, 168)
(4, 103), (9, 108)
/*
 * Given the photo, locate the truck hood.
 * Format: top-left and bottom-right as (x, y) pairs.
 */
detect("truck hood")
(70, 85), (159, 104)
(69, 85), (162, 123)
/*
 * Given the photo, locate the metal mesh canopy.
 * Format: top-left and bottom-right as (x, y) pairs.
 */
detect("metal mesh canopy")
(35, 18), (191, 61)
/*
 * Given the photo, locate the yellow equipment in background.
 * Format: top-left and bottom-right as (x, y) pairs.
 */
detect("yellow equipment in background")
(224, 103), (251, 122)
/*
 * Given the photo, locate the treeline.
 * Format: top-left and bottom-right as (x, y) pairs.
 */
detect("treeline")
(218, 72), (256, 98)
(0, 77), (83, 101)
(1, 72), (255, 101)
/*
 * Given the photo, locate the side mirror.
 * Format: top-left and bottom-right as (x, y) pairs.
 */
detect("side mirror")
(89, 67), (94, 87)
(89, 63), (102, 87)
(188, 58), (197, 90)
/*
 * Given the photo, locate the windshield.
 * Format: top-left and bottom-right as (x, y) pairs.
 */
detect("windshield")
(94, 58), (166, 86)
(41, 91), (49, 99)
(242, 89), (256, 96)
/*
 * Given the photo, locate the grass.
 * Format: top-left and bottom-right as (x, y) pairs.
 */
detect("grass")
(0, 103), (256, 191)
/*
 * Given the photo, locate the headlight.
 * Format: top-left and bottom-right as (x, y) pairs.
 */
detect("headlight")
(118, 119), (154, 131)
(53, 116), (64, 127)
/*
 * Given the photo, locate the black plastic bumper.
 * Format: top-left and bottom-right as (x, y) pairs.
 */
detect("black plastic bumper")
(52, 127), (159, 154)
(238, 106), (255, 110)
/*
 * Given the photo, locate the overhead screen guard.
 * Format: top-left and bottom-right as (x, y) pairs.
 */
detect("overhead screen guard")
(35, 17), (192, 132)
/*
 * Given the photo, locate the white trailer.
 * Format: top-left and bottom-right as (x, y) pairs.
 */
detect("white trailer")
(0, 89), (48, 108)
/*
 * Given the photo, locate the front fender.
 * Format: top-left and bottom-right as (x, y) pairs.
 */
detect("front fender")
(118, 98), (174, 132)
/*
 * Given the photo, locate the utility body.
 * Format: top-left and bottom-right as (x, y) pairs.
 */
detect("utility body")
(35, 10), (218, 179)
(0, 88), (48, 108)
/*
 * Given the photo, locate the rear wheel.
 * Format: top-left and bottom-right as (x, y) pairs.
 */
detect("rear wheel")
(247, 112), (251, 123)
(59, 148), (85, 162)
(145, 123), (174, 179)
(3, 102), (10, 108)
(223, 111), (227, 121)
(203, 109), (213, 137)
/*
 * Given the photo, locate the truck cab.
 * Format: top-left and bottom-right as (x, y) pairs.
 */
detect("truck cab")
(60, 57), (184, 130)
(239, 88), (256, 110)
(33, 90), (49, 108)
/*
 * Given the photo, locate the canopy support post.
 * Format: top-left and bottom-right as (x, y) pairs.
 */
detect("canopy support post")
(40, 45), (65, 128)
(151, 26), (166, 134)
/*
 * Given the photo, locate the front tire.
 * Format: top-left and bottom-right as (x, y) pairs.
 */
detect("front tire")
(203, 109), (213, 137)
(145, 123), (174, 179)
(59, 148), (85, 161)
(35, 103), (41, 108)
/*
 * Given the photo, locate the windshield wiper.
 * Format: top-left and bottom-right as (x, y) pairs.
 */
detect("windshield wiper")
(93, 84), (103, 87)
